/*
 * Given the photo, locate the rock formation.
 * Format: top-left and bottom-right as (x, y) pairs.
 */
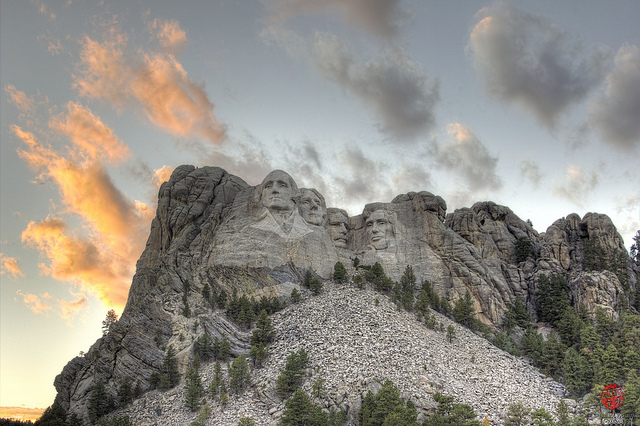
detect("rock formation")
(53, 166), (637, 422)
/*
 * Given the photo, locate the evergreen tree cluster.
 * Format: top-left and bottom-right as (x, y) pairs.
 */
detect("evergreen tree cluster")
(359, 379), (419, 426)
(193, 334), (232, 363)
(225, 290), (283, 329)
(276, 349), (310, 397)
(583, 238), (630, 290)
(304, 270), (324, 295)
(422, 392), (480, 426)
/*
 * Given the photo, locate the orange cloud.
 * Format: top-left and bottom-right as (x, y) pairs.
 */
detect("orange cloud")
(0, 253), (25, 278)
(153, 165), (175, 187)
(4, 85), (36, 113)
(50, 101), (131, 163)
(59, 292), (89, 319)
(150, 19), (187, 54)
(12, 113), (151, 309)
(75, 30), (226, 144)
(21, 218), (129, 308)
(0, 406), (46, 422)
(16, 290), (53, 314)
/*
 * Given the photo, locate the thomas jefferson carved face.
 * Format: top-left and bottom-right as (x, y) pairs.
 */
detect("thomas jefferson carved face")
(299, 189), (326, 226)
(260, 170), (297, 212)
(365, 210), (394, 250)
(326, 209), (349, 248)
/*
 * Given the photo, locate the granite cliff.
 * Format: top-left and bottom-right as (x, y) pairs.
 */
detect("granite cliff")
(53, 166), (637, 423)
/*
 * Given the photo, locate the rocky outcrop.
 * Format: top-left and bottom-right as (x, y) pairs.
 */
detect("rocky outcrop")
(106, 285), (566, 425)
(53, 166), (637, 422)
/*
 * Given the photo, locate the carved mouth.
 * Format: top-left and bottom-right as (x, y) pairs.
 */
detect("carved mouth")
(371, 236), (383, 241)
(334, 237), (347, 242)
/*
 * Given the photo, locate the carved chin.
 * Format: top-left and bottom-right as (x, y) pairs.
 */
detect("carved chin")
(304, 214), (323, 226)
(332, 238), (347, 248)
(371, 239), (388, 250)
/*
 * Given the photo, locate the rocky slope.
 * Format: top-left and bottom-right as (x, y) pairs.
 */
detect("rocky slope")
(52, 166), (637, 423)
(108, 283), (566, 425)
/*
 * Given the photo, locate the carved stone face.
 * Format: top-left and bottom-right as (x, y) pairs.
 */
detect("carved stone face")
(326, 210), (349, 248)
(366, 210), (393, 250)
(260, 170), (296, 212)
(300, 189), (326, 226)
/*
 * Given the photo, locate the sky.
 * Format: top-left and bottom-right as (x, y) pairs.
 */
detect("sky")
(1, 0), (638, 415)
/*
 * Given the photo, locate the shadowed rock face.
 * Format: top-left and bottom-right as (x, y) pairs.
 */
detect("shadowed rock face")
(54, 167), (637, 422)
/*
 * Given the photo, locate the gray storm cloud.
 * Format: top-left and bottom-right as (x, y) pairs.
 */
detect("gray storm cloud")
(314, 34), (440, 141)
(468, 3), (611, 129)
(588, 44), (640, 149)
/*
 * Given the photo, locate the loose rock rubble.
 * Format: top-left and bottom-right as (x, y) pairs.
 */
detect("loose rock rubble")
(111, 283), (566, 425)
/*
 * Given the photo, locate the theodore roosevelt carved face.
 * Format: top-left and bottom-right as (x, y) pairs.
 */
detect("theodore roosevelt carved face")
(299, 188), (326, 226)
(365, 209), (395, 250)
(260, 170), (297, 212)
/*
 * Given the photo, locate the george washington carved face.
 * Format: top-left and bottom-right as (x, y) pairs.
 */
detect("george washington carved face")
(260, 170), (297, 212)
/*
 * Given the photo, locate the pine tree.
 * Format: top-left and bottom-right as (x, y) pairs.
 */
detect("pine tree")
(249, 343), (268, 368)
(563, 347), (589, 396)
(218, 336), (232, 360)
(539, 333), (564, 378)
(208, 361), (222, 396)
(88, 380), (109, 423)
(184, 366), (204, 411)
(276, 349), (310, 397)
(252, 309), (275, 346)
(333, 262), (347, 283)
(291, 288), (301, 303)
(503, 299), (530, 329)
(194, 332), (214, 361)
(530, 407), (554, 426)
(536, 274), (569, 325)
(216, 288), (227, 308)
(160, 345), (180, 388)
(228, 355), (251, 393)
(453, 291), (475, 329)
(504, 401), (530, 426)
(280, 390), (326, 426)
(446, 325), (456, 343)
(621, 370), (640, 420)
(102, 309), (119, 335)
(35, 401), (68, 426)
(118, 377), (133, 407)
(600, 344), (621, 384)
(202, 282), (211, 306)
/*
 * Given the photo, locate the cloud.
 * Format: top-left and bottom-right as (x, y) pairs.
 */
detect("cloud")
(314, 34), (439, 141)
(468, 3), (611, 128)
(153, 165), (175, 188)
(16, 290), (53, 314)
(4, 85), (36, 113)
(149, 19), (187, 55)
(267, 0), (407, 39)
(552, 165), (598, 207)
(21, 218), (129, 308)
(519, 159), (542, 187)
(261, 25), (310, 62)
(59, 292), (89, 320)
(75, 30), (226, 144)
(0, 253), (25, 278)
(588, 44), (640, 149)
(49, 101), (131, 164)
(431, 123), (502, 191)
(392, 164), (433, 193)
(12, 121), (151, 309)
(0, 407), (45, 422)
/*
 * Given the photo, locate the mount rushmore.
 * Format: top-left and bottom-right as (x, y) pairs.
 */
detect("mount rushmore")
(53, 166), (636, 421)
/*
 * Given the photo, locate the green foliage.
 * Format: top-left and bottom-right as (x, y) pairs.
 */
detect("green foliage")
(595, 307), (617, 343)
(102, 309), (118, 336)
(311, 377), (327, 399)
(492, 332), (521, 356)
(160, 345), (180, 389)
(353, 274), (364, 289)
(216, 288), (227, 308)
(530, 407), (554, 426)
(190, 404), (211, 426)
(351, 256), (360, 269)
(536, 274), (570, 326)
(202, 282), (211, 306)
(503, 299), (530, 329)
(193, 332), (214, 361)
(276, 349), (310, 397)
(504, 401), (530, 426)
(515, 237), (534, 263)
(218, 336), (232, 360)
(423, 392), (480, 426)
(453, 291), (476, 329)
(359, 379), (418, 426)
(538, 332), (564, 378)
(621, 370), (640, 420)
(446, 325), (456, 343)
(237, 418), (256, 426)
(96, 416), (132, 426)
(228, 355), (251, 394)
(184, 366), (204, 411)
(208, 361), (223, 396)
(182, 280), (191, 317)
(291, 288), (301, 303)
(562, 347), (590, 396)
(557, 307), (585, 347)
(249, 343), (269, 368)
(365, 262), (393, 293)
(333, 262), (347, 283)
(599, 344), (620, 384)
(34, 401), (67, 426)
(304, 269), (324, 295)
(88, 380), (113, 423)
(252, 309), (276, 346)
(117, 377), (133, 407)
(280, 390), (327, 426)
(583, 237), (608, 272)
